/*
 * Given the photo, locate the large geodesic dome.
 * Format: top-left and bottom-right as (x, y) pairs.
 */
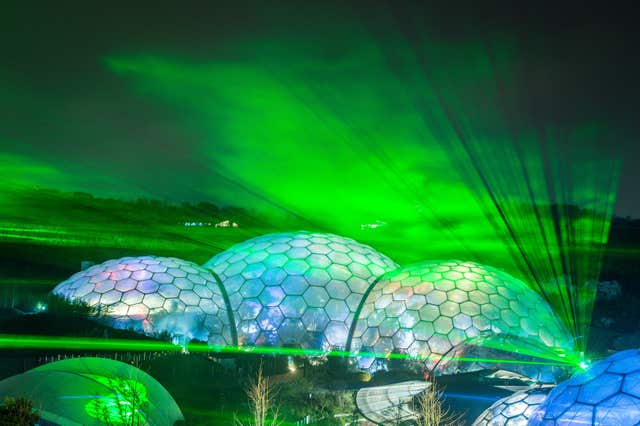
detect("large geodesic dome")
(472, 385), (553, 426)
(0, 357), (184, 426)
(349, 260), (573, 370)
(203, 231), (398, 349)
(530, 349), (640, 425)
(52, 256), (235, 345)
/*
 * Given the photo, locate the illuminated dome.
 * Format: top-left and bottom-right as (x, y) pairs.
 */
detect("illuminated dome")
(0, 357), (183, 426)
(203, 231), (398, 349)
(349, 260), (573, 369)
(472, 385), (553, 425)
(530, 349), (640, 425)
(52, 256), (235, 345)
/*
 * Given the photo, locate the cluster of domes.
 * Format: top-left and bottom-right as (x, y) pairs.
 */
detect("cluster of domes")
(52, 231), (574, 366)
(466, 349), (640, 426)
(49, 231), (640, 426)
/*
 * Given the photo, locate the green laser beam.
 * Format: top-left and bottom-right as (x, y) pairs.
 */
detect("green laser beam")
(0, 335), (575, 367)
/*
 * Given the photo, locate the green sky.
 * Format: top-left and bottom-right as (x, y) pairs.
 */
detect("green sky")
(1, 1), (633, 350)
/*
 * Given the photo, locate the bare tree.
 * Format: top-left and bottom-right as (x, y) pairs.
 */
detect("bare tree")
(235, 362), (282, 426)
(88, 360), (149, 426)
(414, 380), (463, 426)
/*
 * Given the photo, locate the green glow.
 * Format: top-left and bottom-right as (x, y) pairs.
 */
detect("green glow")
(0, 7), (623, 362)
(0, 334), (574, 367)
(84, 376), (149, 426)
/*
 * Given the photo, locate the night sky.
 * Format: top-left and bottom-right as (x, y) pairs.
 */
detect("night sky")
(2, 1), (639, 217)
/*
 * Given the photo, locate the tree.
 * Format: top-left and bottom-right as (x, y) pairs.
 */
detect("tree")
(85, 361), (150, 426)
(86, 376), (149, 426)
(235, 362), (282, 426)
(414, 380), (462, 426)
(0, 397), (40, 426)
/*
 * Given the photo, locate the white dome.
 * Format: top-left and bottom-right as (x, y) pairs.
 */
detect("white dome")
(52, 256), (234, 345)
(203, 231), (398, 350)
(350, 260), (574, 369)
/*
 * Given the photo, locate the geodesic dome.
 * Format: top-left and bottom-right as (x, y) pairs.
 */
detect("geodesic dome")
(203, 231), (398, 349)
(472, 385), (553, 426)
(52, 256), (235, 345)
(529, 349), (640, 425)
(349, 260), (573, 370)
(0, 357), (184, 426)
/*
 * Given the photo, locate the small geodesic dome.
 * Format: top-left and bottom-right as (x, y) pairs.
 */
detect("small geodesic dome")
(0, 357), (184, 426)
(52, 256), (235, 345)
(203, 231), (398, 349)
(529, 349), (640, 425)
(472, 385), (553, 426)
(349, 260), (574, 370)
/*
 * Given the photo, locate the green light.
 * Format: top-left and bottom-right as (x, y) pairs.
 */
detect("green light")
(84, 376), (149, 425)
(0, 334), (574, 368)
(0, 13), (623, 364)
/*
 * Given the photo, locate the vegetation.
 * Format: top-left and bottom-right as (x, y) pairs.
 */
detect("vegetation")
(414, 380), (463, 426)
(45, 293), (102, 318)
(278, 377), (355, 425)
(0, 397), (40, 426)
(235, 363), (282, 426)
(88, 378), (149, 426)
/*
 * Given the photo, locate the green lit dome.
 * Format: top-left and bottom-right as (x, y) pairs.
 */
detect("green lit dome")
(349, 260), (574, 369)
(203, 231), (398, 350)
(0, 357), (184, 426)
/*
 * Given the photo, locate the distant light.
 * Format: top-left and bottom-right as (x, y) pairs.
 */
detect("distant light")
(579, 361), (589, 370)
(287, 355), (296, 372)
(360, 220), (387, 230)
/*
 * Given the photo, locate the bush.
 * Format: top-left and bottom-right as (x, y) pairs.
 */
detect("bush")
(0, 397), (40, 426)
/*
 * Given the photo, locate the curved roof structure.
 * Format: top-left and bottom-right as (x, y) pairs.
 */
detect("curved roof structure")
(0, 357), (184, 426)
(349, 260), (573, 369)
(472, 385), (553, 426)
(52, 256), (235, 345)
(203, 231), (398, 349)
(530, 349), (640, 425)
(355, 380), (430, 424)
